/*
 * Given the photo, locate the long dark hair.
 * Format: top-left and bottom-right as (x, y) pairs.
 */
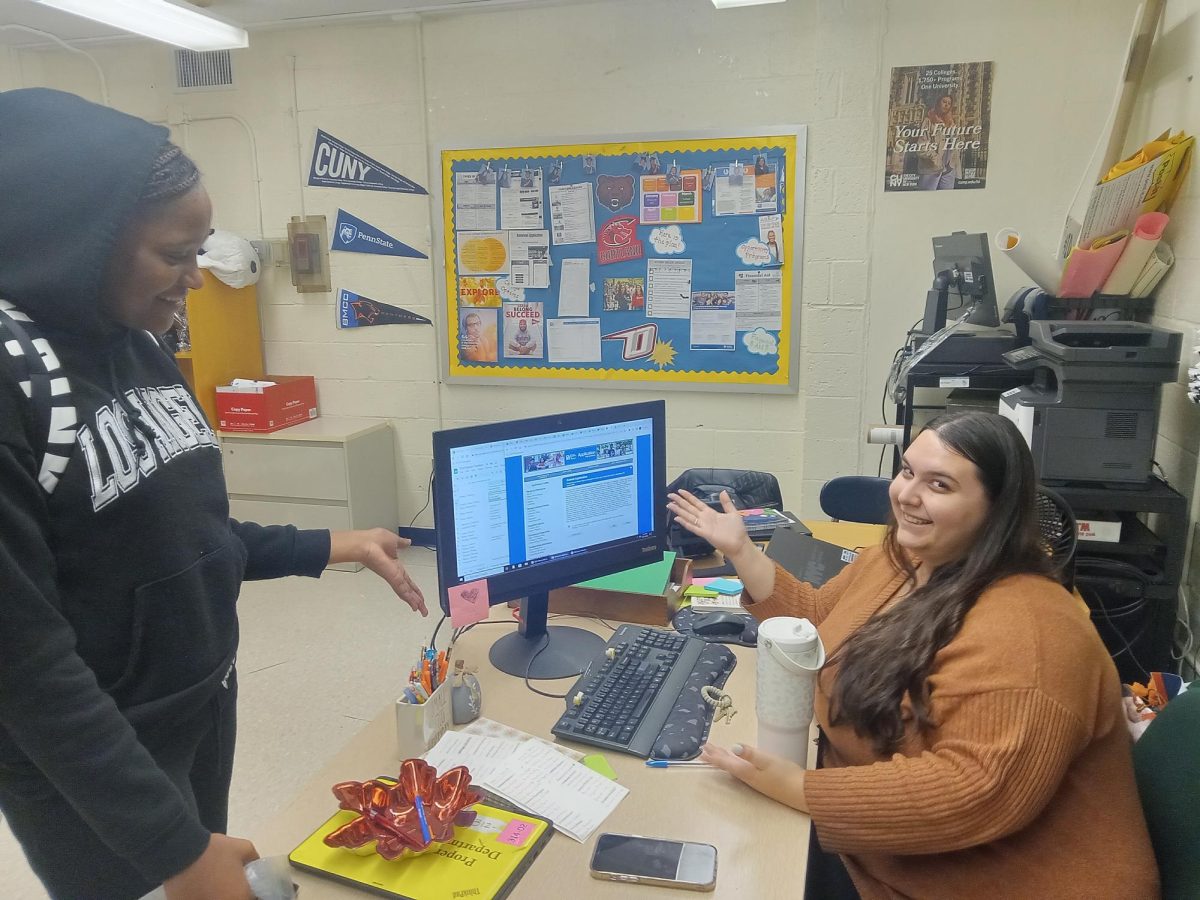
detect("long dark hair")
(827, 411), (1053, 756)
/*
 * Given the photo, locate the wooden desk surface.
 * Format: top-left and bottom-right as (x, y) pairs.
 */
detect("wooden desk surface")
(254, 612), (813, 898)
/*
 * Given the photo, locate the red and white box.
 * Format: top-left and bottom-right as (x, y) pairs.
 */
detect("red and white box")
(1076, 513), (1122, 543)
(215, 375), (318, 433)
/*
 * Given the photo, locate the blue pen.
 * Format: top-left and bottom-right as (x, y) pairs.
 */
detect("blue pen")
(413, 794), (432, 843)
(645, 759), (713, 768)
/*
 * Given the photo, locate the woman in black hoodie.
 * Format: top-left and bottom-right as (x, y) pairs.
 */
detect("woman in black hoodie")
(0, 88), (427, 899)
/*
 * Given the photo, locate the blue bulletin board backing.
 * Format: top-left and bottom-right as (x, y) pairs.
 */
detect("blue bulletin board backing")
(440, 129), (805, 392)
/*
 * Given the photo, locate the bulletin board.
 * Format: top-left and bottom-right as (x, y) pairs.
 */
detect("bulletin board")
(439, 129), (805, 392)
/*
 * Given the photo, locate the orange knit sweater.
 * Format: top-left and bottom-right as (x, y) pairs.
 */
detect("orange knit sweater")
(746, 546), (1160, 900)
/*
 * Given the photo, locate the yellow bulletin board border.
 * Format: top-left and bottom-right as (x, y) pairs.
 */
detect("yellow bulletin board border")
(436, 128), (806, 393)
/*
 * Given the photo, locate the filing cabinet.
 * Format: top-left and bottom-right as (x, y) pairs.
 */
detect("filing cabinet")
(220, 417), (399, 571)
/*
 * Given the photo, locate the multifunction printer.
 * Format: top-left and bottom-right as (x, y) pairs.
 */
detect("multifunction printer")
(1000, 321), (1182, 484)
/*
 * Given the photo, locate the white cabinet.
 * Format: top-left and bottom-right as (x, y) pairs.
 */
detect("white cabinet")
(220, 418), (399, 572)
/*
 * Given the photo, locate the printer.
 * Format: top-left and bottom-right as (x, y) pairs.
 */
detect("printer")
(999, 321), (1182, 484)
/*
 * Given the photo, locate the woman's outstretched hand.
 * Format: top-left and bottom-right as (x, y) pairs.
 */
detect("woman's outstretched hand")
(329, 528), (428, 616)
(666, 489), (753, 560)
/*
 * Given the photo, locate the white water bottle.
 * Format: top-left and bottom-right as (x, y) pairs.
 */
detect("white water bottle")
(756, 617), (825, 767)
(138, 856), (295, 900)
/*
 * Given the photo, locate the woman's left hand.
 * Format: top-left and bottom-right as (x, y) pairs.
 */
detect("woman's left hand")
(329, 528), (428, 616)
(700, 742), (809, 813)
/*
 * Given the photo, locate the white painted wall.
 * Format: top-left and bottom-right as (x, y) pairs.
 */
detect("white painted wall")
(1122, 0), (1200, 675)
(1, 0), (1139, 527)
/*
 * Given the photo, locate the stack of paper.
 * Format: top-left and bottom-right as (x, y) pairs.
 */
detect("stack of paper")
(685, 576), (746, 613)
(423, 729), (627, 842)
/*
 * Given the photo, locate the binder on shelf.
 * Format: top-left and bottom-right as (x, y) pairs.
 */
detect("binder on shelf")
(290, 799), (552, 900)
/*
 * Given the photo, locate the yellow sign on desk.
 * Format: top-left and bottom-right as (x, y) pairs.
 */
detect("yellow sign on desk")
(289, 801), (551, 900)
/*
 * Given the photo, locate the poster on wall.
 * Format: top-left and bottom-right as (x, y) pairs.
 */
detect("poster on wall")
(884, 61), (993, 192)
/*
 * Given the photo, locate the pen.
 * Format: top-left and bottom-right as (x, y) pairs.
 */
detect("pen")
(413, 794), (432, 843)
(645, 759), (714, 768)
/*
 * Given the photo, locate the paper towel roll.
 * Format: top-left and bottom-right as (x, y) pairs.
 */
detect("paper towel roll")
(1101, 212), (1169, 295)
(995, 228), (1062, 295)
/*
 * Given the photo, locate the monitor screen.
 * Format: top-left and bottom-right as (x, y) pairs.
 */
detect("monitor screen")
(432, 400), (666, 678)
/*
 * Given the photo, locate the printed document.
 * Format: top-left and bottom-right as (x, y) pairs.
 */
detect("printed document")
(500, 168), (545, 231)
(549, 182), (596, 245)
(690, 293), (736, 351)
(646, 259), (692, 319)
(547, 317), (602, 363)
(455, 172), (498, 231)
(734, 269), (782, 331)
(558, 258), (592, 316)
(424, 729), (627, 842)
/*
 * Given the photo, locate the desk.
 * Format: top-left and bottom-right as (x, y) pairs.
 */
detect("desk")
(255, 613), (812, 898)
(256, 522), (887, 898)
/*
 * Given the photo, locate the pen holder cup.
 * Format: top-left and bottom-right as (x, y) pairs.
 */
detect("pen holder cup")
(395, 679), (453, 760)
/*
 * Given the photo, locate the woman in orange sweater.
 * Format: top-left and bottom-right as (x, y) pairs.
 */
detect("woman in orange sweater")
(667, 411), (1158, 899)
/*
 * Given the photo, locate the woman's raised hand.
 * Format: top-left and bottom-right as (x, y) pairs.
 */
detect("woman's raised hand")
(666, 489), (753, 560)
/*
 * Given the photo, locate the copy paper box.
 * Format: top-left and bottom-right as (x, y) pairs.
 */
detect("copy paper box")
(215, 375), (318, 433)
(1076, 513), (1122, 543)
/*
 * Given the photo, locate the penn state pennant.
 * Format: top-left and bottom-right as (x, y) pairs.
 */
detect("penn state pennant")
(337, 289), (432, 329)
(331, 209), (428, 259)
(309, 129), (428, 195)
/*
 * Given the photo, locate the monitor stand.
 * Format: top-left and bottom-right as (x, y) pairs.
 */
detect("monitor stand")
(489, 591), (606, 680)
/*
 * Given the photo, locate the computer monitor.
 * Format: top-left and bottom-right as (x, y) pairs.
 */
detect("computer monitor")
(922, 231), (1001, 333)
(432, 400), (667, 680)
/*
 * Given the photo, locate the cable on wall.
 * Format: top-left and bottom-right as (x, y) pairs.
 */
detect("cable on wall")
(0, 25), (109, 105)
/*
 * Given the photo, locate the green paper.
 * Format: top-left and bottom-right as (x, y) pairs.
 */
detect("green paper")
(582, 753), (618, 781)
(683, 586), (719, 598)
(574, 551), (676, 595)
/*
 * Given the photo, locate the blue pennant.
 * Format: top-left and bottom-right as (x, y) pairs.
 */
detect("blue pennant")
(309, 129), (427, 194)
(331, 209), (427, 259)
(337, 289), (432, 329)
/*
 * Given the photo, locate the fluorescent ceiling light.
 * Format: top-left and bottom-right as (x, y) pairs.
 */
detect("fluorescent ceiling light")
(33, 0), (249, 51)
(712, 0), (787, 7)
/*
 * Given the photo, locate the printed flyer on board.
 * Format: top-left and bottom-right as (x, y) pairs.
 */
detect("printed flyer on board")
(884, 61), (993, 192)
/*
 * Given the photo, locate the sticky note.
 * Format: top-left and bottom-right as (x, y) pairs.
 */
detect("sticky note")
(706, 578), (744, 595)
(448, 579), (490, 628)
(583, 753), (619, 781)
(497, 818), (537, 847)
(683, 586), (719, 598)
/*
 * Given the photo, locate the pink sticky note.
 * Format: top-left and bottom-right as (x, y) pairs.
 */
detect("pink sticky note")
(448, 579), (490, 628)
(497, 819), (536, 847)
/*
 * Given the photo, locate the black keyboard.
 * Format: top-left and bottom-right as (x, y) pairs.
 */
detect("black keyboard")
(551, 624), (706, 758)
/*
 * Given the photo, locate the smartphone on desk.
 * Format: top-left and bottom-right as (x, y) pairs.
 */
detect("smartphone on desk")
(589, 832), (717, 892)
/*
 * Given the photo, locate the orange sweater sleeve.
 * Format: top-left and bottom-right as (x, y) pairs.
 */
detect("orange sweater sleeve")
(744, 549), (871, 625)
(805, 687), (1090, 855)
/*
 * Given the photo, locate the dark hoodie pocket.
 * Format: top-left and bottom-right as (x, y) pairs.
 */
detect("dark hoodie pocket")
(107, 539), (246, 720)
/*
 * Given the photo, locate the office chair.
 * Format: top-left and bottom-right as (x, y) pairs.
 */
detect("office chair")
(1133, 687), (1200, 900)
(1034, 486), (1076, 592)
(819, 476), (891, 525)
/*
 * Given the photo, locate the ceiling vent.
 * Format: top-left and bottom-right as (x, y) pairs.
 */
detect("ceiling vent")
(174, 49), (234, 92)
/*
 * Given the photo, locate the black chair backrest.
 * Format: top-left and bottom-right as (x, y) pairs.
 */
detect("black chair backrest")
(1034, 486), (1076, 591)
(819, 476), (891, 525)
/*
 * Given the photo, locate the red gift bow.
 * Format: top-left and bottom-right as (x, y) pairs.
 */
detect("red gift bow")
(323, 759), (483, 860)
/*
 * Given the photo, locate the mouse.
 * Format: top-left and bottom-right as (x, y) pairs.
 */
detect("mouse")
(691, 611), (751, 637)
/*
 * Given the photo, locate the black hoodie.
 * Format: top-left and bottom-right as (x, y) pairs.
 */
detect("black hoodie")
(0, 88), (331, 884)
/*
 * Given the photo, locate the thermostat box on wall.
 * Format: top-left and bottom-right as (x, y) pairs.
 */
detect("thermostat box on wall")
(215, 375), (318, 433)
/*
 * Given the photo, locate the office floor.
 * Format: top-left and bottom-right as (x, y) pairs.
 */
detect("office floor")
(0, 547), (442, 899)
